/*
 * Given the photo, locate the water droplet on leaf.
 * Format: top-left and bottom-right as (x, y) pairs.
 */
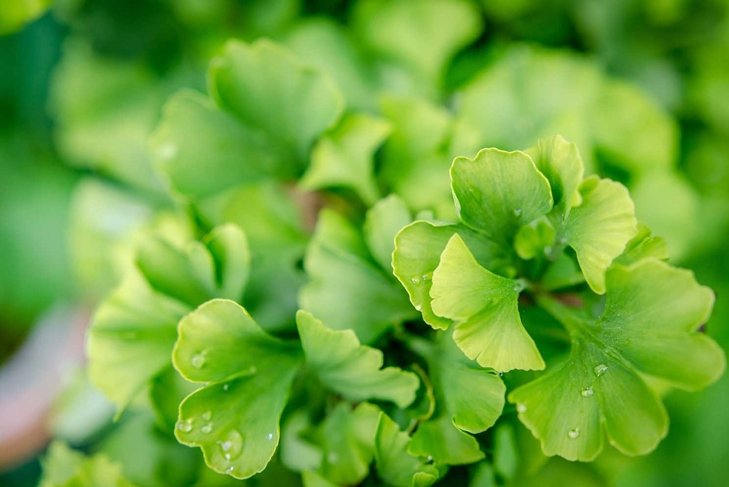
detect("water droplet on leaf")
(202, 411), (212, 421)
(222, 383), (230, 391)
(201, 423), (213, 434)
(176, 420), (192, 433)
(191, 353), (206, 369)
(266, 432), (274, 441)
(410, 276), (421, 284)
(225, 466), (234, 475)
(568, 428), (580, 439)
(513, 208), (522, 217)
(218, 430), (244, 459)
(581, 386), (594, 397)
(516, 403), (527, 413)
(594, 364), (608, 377)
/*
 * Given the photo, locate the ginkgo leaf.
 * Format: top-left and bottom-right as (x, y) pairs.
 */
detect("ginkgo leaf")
(209, 39), (343, 164)
(313, 403), (380, 486)
(300, 209), (415, 343)
(374, 413), (439, 487)
(392, 221), (503, 330)
(422, 333), (506, 434)
(40, 442), (137, 487)
(300, 113), (390, 205)
(88, 271), (190, 412)
(404, 333), (503, 467)
(562, 176), (637, 294)
(296, 311), (419, 408)
(510, 259), (725, 461)
(451, 148), (553, 247)
(173, 299), (302, 479)
(151, 90), (288, 199)
(363, 194), (412, 272)
(615, 224), (669, 265)
(408, 416), (484, 466)
(430, 234), (544, 371)
(353, 0), (482, 90)
(87, 225), (250, 411)
(526, 135), (584, 213)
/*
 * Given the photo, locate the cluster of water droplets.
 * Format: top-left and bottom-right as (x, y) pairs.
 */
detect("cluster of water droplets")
(410, 273), (432, 285)
(565, 364), (608, 440)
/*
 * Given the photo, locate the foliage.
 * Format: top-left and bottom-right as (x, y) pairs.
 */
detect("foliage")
(2, 1), (729, 486)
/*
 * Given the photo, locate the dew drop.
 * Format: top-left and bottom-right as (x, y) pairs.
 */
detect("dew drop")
(201, 423), (213, 434)
(191, 353), (206, 369)
(225, 466), (235, 475)
(218, 430), (244, 459)
(568, 428), (580, 439)
(516, 403), (527, 413)
(266, 432), (274, 441)
(202, 411), (212, 421)
(222, 383), (230, 391)
(513, 208), (523, 217)
(414, 304), (422, 311)
(426, 455), (433, 463)
(176, 420), (192, 433)
(593, 364), (608, 377)
(581, 386), (594, 397)
(410, 276), (421, 285)
(421, 274), (431, 281)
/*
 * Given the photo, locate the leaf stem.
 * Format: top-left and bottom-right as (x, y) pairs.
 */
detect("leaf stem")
(534, 292), (585, 337)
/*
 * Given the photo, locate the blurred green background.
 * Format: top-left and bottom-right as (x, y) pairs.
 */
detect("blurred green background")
(1, 0), (728, 485)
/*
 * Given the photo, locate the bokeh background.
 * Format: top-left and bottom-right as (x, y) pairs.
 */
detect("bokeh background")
(1, 0), (728, 485)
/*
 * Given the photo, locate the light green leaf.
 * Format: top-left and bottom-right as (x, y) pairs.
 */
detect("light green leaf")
(590, 80), (678, 173)
(280, 412), (322, 473)
(300, 209), (415, 343)
(353, 0), (482, 88)
(526, 135), (584, 212)
(514, 216), (556, 261)
(451, 148), (553, 247)
(374, 413), (439, 487)
(615, 224), (669, 265)
(425, 333), (506, 433)
(209, 39), (343, 165)
(511, 259), (725, 460)
(173, 300), (302, 479)
(431, 234), (544, 371)
(87, 271), (189, 412)
(50, 41), (170, 195)
(88, 223), (250, 412)
(40, 442), (137, 487)
(297, 311), (419, 408)
(315, 403), (380, 485)
(151, 90), (287, 199)
(284, 18), (378, 111)
(379, 96), (481, 219)
(364, 195), (412, 271)
(563, 176), (637, 294)
(300, 113), (390, 205)
(392, 221), (504, 330)
(409, 416), (484, 465)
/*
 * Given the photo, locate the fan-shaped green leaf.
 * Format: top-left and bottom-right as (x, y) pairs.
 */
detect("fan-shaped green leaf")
(562, 176), (637, 294)
(510, 259), (725, 460)
(431, 234), (544, 371)
(375, 413), (439, 487)
(173, 300), (302, 479)
(451, 148), (553, 247)
(297, 311), (418, 407)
